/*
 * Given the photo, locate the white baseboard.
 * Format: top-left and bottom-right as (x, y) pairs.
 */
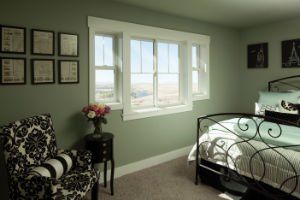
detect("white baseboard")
(99, 144), (193, 182)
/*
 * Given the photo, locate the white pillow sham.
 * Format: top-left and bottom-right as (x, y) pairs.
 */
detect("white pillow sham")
(255, 102), (279, 115)
(258, 91), (300, 106)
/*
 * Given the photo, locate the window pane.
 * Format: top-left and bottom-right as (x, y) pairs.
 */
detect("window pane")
(104, 37), (113, 66)
(157, 42), (168, 73)
(95, 35), (114, 66)
(158, 74), (179, 105)
(192, 71), (199, 93)
(141, 41), (153, 73)
(169, 44), (179, 73)
(131, 40), (141, 73)
(192, 45), (198, 68)
(131, 74), (153, 107)
(95, 70), (114, 101)
(95, 36), (104, 66)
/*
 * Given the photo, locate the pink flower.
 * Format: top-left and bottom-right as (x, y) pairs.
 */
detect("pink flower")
(82, 104), (111, 119)
(82, 106), (89, 114)
(105, 106), (111, 114)
(92, 104), (99, 112)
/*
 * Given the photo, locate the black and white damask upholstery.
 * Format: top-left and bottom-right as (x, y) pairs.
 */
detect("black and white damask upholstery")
(0, 114), (98, 200)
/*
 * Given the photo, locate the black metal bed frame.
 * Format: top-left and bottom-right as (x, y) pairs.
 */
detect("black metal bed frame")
(195, 75), (300, 200)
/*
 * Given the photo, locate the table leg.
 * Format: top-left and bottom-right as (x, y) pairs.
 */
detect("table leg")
(104, 161), (107, 187)
(92, 181), (99, 200)
(110, 159), (115, 195)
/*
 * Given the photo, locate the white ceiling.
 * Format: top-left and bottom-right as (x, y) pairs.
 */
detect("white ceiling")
(112, 0), (300, 29)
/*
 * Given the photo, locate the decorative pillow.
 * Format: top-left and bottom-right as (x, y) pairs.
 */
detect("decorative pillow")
(255, 102), (278, 115)
(265, 110), (300, 127)
(29, 153), (73, 179)
(258, 91), (300, 106)
(279, 100), (300, 114)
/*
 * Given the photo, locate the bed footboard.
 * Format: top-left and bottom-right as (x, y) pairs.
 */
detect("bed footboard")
(195, 113), (300, 200)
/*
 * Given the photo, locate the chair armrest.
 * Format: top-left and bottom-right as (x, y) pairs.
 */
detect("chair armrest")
(57, 149), (93, 170)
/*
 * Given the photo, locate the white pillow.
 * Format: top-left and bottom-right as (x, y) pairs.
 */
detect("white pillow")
(255, 102), (278, 115)
(29, 153), (73, 179)
(258, 91), (300, 106)
(279, 100), (299, 114)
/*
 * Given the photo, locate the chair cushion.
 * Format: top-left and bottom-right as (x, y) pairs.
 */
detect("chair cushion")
(29, 153), (73, 179)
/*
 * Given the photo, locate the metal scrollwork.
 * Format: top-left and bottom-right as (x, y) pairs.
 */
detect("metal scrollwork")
(195, 113), (300, 200)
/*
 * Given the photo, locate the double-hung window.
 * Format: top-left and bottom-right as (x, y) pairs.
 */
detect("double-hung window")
(192, 44), (209, 100)
(130, 39), (181, 108)
(89, 31), (122, 109)
(88, 17), (210, 120)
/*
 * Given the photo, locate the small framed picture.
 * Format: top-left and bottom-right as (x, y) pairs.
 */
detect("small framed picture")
(31, 59), (55, 84)
(282, 39), (300, 68)
(247, 43), (268, 68)
(0, 57), (26, 84)
(0, 25), (26, 54)
(31, 29), (55, 55)
(58, 60), (79, 84)
(58, 32), (79, 57)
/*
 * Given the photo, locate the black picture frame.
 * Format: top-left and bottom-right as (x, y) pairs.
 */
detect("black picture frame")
(31, 29), (55, 55)
(0, 25), (26, 54)
(0, 57), (26, 85)
(58, 60), (79, 84)
(282, 39), (300, 68)
(58, 32), (79, 57)
(31, 59), (55, 84)
(247, 43), (268, 69)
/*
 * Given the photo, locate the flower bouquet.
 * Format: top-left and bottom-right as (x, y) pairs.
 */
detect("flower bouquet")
(82, 104), (111, 137)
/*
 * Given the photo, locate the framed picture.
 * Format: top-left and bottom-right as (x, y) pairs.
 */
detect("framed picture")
(0, 57), (26, 84)
(247, 43), (268, 68)
(58, 60), (79, 84)
(31, 29), (55, 55)
(0, 25), (26, 54)
(31, 59), (55, 84)
(58, 32), (79, 57)
(282, 39), (300, 68)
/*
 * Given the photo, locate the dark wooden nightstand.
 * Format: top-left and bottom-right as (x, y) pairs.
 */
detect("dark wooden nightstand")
(85, 132), (115, 196)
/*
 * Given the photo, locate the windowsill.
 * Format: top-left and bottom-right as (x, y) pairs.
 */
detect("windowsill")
(193, 93), (209, 101)
(122, 104), (192, 121)
(98, 102), (123, 110)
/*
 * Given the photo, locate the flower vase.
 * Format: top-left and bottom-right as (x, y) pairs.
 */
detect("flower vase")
(93, 119), (103, 138)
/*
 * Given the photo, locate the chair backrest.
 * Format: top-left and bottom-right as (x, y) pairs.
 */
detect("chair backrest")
(0, 114), (57, 175)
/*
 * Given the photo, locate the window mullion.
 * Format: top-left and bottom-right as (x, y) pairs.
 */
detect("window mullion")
(139, 41), (142, 73)
(102, 40), (105, 66)
(168, 44), (170, 73)
(154, 40), (158, 107)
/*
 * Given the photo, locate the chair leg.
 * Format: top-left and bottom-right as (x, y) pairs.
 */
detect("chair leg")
(92, 182), (99, 200)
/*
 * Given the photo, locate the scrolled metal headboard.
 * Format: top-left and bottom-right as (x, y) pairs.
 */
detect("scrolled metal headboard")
(268, 75), (300, 91)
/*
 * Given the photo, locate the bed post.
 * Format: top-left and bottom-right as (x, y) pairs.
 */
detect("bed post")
(195, 117), (200, 185)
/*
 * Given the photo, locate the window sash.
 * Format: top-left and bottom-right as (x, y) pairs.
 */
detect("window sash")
(93, 33), (121, 105)
(130, 38), (181, 108)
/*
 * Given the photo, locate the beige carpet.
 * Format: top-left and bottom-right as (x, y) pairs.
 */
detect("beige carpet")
(86, 156), (238, 200)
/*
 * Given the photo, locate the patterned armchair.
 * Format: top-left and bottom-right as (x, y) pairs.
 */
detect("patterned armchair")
(0, 114), (98, 200)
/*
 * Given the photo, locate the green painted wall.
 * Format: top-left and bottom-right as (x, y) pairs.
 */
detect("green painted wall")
(0, 0), (241, 168)
(240, 18), (300, 113)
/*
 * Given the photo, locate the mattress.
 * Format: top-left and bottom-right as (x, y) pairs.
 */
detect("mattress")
(188, 118), (300, 198)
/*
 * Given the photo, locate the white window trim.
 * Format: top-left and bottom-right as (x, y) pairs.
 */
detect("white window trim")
(192, 44), (210, 101)
(88, 16), (210, 120)
(89, 27), (123, 110)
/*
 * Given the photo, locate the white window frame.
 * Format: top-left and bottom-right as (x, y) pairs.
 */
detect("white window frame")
(88, 16), (210, 120)
(130, 38), (183, 109)
(192, 44), (210, 101)
(89, 29), (123, 110)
